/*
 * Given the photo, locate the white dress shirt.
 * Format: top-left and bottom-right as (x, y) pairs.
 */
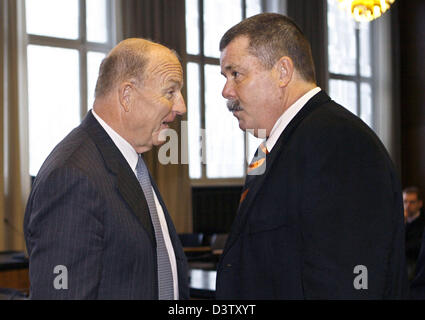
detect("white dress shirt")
(92, 110), (179, 300)
(407, 211), (421, 224)
(266, 87), (322, 152)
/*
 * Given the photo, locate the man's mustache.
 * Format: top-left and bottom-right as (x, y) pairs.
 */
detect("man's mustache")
(227, 99), (243, 112)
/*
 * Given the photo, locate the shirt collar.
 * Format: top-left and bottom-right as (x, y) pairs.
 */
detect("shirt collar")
(266, 87), (321, 152)
(407, 211), (421, 224)
(91, 109), (139, 174)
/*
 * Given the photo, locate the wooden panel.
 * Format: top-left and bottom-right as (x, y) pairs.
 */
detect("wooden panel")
(398, 0), (425, 192)
(402, 126), (425, 189)
(0, 269), (30, 293)
(192, 186), (241, 234)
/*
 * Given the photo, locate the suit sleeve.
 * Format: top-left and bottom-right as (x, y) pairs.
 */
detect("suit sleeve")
(25, 166), (104, 299)
(410, 232), (425, 299)
(299, 126), (408, 299)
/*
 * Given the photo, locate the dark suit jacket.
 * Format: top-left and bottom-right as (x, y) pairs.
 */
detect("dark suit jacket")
(24, 111), (189, 299)
(406, 211), (425, 263)
(405, 211), (425, 282)
(216, 91), (408, 299)
(410, 220), (425, 299)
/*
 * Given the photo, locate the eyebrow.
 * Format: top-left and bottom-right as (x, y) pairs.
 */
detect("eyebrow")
(223, 64), (237, 72)
(221, 65), (232, 76)
(221, 64), (244, 77)
(165, 79), (184, 90)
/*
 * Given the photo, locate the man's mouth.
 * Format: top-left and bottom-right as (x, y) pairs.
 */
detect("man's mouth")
(160, 113), (176, 128)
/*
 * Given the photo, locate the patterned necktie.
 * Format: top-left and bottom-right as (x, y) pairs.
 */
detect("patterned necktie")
(136, 154), (173, 300)
(240, 142), (268, 204)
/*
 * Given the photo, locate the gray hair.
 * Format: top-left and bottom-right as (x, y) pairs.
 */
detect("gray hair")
(220, 13), (316, 83)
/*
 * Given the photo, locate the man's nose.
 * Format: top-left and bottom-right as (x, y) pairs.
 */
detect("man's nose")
(222, 80), (235, 100)
(173, 91), (186, 115)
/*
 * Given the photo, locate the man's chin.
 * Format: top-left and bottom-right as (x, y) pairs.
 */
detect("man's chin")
(152, 139), (166, 147)
(239, 123), (250, 133)
(235, 117), (245, 130)
(152, 128), (170, 146)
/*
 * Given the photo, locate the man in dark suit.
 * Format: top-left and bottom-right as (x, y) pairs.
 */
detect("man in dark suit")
(24, 38), (189, 299)
(216, 13), (408, 299)
(403, 187), (425, 281)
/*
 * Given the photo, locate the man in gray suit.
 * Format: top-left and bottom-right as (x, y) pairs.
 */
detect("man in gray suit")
(24, 38), (189, 299)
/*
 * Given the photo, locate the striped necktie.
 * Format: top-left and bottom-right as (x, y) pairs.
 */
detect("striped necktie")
(240, 142), (268, 204)
(136, 154), (173, 300)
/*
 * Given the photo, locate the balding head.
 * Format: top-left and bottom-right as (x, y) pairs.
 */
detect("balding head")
(92, 38), (186, 154)
(94, 38), (174, 99)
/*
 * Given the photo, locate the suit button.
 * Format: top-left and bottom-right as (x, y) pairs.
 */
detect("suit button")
(226, 264), (232, 267)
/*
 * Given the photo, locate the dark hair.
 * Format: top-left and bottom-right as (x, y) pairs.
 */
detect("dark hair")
(219, 13), (316, 83)
(94, 40), (150, 98)
(403, 186), (423, 200)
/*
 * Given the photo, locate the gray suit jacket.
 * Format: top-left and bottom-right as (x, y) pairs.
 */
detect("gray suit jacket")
(24, 111), (189, 299)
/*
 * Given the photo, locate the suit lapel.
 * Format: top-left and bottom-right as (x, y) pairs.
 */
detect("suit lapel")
(80, 111), (155, 246)
(221, 91), (332, 257)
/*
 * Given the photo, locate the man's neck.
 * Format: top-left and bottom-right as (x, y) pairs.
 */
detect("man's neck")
(407, 211), (421, 224)
(265, 86), (321, 152)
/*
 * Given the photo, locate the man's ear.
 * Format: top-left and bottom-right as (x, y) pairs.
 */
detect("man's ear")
(118, 82), (133, 112)
(419, 199), (423, 209)
(276, 56), (294, 88)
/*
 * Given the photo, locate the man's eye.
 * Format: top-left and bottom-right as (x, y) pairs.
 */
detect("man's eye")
(232, 71), (239, 78)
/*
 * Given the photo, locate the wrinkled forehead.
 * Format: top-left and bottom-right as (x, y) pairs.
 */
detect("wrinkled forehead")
(146, 48), (183, 86)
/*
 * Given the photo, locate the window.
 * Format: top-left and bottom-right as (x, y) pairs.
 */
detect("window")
(327, 0), (373, 128)
(185, 0), (263, 183)
(25, 0), (116, 176)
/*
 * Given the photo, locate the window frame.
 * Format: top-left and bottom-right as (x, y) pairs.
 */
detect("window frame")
(23, 0), (118, 177)
(24, 0), (117, 124)
(186, 0), (264, 186)
(326, 0), (375, 128)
